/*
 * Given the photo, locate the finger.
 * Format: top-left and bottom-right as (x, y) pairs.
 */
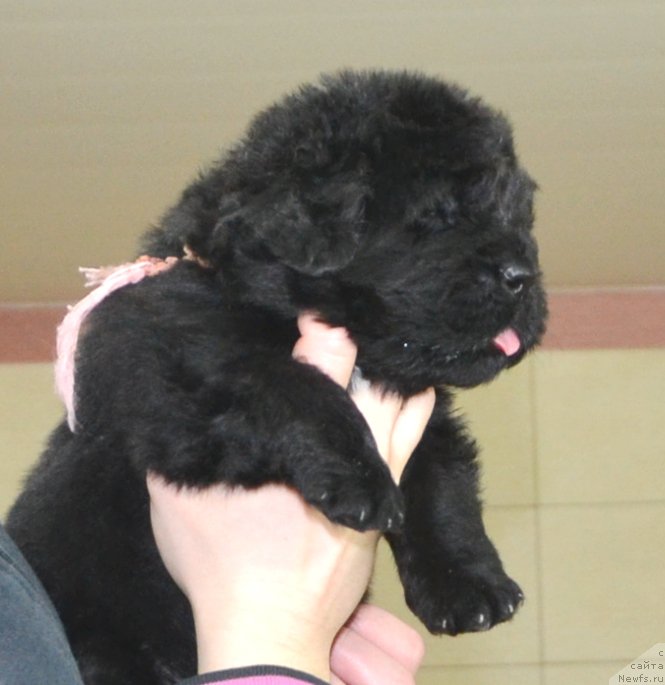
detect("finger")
(293, 313), (357, 389)
(344, 604), (425, 674)
(349, 375), (403, 462)
(389, 387), (436, 482)
(331, 622), (418, 685)
(146, 471), (179, 511)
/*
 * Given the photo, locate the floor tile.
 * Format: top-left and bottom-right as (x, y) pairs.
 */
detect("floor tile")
(534, 349), (665, 504)
(540, 502), (665, 663)
(372, 506), (541, 666)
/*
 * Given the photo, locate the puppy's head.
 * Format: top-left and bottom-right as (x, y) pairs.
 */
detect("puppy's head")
(144, 70), (547, 394)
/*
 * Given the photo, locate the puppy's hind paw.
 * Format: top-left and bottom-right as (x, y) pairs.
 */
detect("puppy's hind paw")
(406, 565), (524, 636)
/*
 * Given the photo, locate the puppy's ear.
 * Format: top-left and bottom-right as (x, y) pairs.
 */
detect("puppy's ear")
(212, 174), (370, 276)
(141, 166), (228, 261)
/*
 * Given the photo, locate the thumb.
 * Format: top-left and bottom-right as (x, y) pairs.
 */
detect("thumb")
(389, 388), (436, 482)
(292, 313), (357, 389)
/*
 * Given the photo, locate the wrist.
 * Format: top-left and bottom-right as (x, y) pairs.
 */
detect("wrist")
(192, 601), (332, 681)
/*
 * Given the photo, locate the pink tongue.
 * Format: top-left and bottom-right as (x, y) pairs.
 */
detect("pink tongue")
(492, 328), (521, 356)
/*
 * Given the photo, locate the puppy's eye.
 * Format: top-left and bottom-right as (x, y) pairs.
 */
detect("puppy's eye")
(418, 201), (458, 231)
(294, 145), (316, 167)
(293, 143), (331, 170)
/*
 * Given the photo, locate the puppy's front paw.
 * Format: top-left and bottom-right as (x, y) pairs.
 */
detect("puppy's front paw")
(406, 564), (524, 635)
(299, 459), (404, 533)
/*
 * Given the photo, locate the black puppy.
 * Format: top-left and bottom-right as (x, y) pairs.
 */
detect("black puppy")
(7, 70), (547, 684)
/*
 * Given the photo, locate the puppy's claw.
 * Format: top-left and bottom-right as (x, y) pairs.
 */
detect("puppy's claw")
(473, 612), (491, 631)
(385, 509), (405, 533)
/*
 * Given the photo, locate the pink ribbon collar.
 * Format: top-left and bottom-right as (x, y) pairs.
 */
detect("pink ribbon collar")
(55, 252), (203, 431)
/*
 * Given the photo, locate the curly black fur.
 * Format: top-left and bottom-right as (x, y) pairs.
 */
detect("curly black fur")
(7, 70), (547, 684)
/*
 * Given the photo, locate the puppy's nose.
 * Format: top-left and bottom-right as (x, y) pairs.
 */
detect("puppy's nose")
(500, 262), (534, 295)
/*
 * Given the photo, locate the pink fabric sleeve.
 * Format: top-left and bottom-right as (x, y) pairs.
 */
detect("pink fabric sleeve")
(177, 665), (329, 685)
(196, 677), (319, 685)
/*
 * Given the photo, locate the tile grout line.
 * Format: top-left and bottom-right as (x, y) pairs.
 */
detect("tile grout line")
(529, 354), (548, 685)
(485, 499), (665, 510)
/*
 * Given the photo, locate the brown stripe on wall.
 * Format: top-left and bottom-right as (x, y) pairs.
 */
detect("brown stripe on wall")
(544, 289), (665, 350)
(1, 289), (664, 363)
(0, 305), (67, 363)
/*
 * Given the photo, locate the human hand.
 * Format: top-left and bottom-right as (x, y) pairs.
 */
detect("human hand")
(147, 313), (433, 682)
(292, 313), (435, 483)
(291, 313), (433, 683)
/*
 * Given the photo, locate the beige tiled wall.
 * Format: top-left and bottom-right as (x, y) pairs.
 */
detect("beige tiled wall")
(1, 349), (664, 683)
(0, 363), (62, 514)
(372, 348), (665, 684)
